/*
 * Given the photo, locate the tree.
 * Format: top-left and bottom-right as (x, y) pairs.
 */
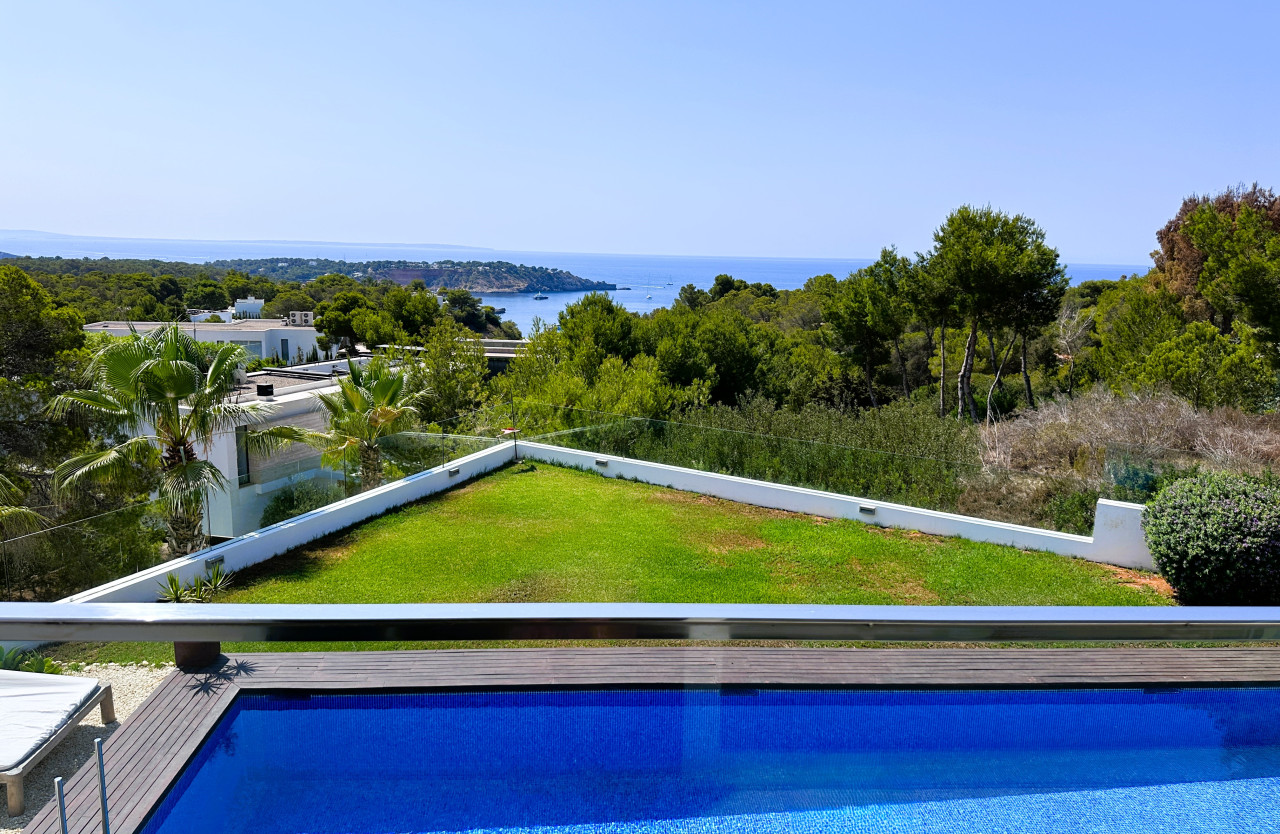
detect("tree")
(350, 308), (408, 347)
(405, 319), (487, 423)
(676, 283), (711, 310)
(185, 280), (230, 311)
(441, 289), (488, 333)
(1182, 198), (1280, 343)
(901, 257), (957, 418)
(824, 251), (910, 407)
(1136, 321), (1273, 410)
(1154, 184), (1280, 326)
(48, 325), (300, 555)
(314, 291), (373, 351)
(927, 206), (1064, 421)
(1095, 277), (1185, 386)
(382, 287), (442, 341)
(990, 249), (1067, 415)
(304, 356), (430, 490)
(0, 265), (85, 379)
(1054, 303), (1094, 398)
(557, 293), (636, 384)
(262, 290), (315, 318)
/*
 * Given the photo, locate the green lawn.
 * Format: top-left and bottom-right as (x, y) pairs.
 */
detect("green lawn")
(51, 462), (1170, 665)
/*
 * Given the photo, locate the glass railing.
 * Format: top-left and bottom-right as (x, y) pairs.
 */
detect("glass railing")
(1, 499), (166, 602)
(447, 399), (1225, 537)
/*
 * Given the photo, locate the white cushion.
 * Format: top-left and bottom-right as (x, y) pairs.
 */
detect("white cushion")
(0, 670), (100, 772)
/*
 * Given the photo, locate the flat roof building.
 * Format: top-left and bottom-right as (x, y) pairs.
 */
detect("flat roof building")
(84, 320), (322, 363)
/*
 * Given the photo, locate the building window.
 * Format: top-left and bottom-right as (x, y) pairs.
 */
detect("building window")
(235, 426), (251, 486)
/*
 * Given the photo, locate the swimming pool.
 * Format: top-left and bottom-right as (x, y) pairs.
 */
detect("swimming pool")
(140, 687), (1280, 833)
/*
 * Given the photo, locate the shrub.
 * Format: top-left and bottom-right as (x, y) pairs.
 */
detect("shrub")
(260, 481), (345, 528)
(1043, 485), (1100, 536)
(542, 397), (982, 512)
(1144, 473), (1280, 604)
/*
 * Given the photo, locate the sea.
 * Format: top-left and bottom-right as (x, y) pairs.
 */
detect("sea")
(0, 230), (1148, 336)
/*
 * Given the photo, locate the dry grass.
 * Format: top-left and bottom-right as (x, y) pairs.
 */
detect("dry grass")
(982, 387), (1280, 477)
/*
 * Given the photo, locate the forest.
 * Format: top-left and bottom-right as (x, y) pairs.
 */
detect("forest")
(206, 257), (612, 292)
(0, 255), (524, 344)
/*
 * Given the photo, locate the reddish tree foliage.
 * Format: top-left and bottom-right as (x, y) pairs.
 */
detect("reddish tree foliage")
(1152, 183), (1280, 323)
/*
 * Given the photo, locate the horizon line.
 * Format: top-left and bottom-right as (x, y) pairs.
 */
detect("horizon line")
(0, 228), (1152, 269)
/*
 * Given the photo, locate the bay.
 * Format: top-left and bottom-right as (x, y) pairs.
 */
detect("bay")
(0, 230), (1148, 337)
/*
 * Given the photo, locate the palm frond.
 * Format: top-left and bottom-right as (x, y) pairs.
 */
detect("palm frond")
(203, 343), (251, 398)
(92, 335), (153, 394)
(206, 399), (280, 428)
(53, 436), (158, 500)
(158, 459), (228, 512)
(241, 425), (310, 457)
(45, 389), (132, 422)
(133, 357), (203, 401)
(0, 505), (45, 536)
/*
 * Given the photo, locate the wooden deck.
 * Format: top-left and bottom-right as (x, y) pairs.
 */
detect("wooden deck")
(25, 646), (1280, 834)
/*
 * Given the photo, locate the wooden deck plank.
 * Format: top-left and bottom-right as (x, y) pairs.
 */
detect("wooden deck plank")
(22, 646), (1280, 834)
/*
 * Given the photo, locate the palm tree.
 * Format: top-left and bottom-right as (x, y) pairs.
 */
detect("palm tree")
(48, 325), (300, 555)
(306, 356), (430, 490)
(0, 474), (43, 538)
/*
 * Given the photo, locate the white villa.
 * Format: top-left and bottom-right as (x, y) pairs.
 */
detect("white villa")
(84, 319), (322, 363)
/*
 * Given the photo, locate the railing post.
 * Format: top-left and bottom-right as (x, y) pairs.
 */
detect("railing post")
(174, 641), (221, 670)
(95, 738), (111, 834)
(55, 777), (69, 834)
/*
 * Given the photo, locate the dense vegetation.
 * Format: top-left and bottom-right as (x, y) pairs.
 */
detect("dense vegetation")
(2, 254), (523, 341)
(4, 189), (1279, 604)
(206, 257), (612, 292)
(476, 195), (1278, 534)
(0, 264), (164, 600)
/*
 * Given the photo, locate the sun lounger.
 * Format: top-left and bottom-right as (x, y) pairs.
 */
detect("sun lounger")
(0, 670), (115, 816)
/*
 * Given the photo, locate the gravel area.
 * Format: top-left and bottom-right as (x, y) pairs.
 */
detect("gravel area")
(3, 662), (173, 833)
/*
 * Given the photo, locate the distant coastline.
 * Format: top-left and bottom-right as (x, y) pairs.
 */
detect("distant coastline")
(0, 230), (1149, 333)
(208, 257), (616, 294)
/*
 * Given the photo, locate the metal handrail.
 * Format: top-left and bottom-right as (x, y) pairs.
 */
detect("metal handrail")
(3, 602), (1280, 643)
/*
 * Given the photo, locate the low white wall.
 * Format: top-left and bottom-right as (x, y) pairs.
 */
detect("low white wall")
(2, 437), (1156, 655)
(61, 441), (517, 604)
(518, 442), (1154, 570)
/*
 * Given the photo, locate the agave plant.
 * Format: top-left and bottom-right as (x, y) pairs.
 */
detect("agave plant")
(20, 655), (62, 674)
(157, 572), (200, 603)
(191, 562), (235, 601)
(304, 357), (432, 490)
(48, 324), (304, 555)
(1, 646), (27, 670)
(1, 647), (60, 674)
(157, 564), (236, 603)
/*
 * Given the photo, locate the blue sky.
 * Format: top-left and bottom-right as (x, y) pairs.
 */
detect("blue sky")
(2, 1), (1277, 263)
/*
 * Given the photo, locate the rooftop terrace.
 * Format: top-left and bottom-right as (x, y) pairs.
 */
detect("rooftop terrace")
(48, 462), (1170, 665)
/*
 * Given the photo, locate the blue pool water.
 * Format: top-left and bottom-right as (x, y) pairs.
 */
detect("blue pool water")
(140, 687), (1280, 834)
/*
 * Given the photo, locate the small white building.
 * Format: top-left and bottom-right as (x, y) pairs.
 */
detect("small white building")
(84, 319), (323, 364)
(187, 308), (234, 322)
(234, 296), (266, 319)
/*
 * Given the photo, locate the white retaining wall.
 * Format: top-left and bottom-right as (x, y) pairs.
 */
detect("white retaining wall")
(60, 441), (517, 604)
(518, 442), (1154, 570)
(2, 438), (1155, 654)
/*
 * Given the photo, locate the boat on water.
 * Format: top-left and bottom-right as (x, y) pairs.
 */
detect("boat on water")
(617, 286), (632, 291)
(533, 293), (549, 300)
